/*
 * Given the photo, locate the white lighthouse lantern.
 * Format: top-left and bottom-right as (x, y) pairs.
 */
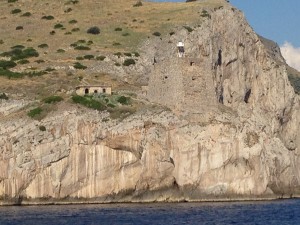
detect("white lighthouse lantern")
(177, 41), (185, 58)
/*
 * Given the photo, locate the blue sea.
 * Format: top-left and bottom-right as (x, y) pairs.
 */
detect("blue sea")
(0, 199), (299, 225)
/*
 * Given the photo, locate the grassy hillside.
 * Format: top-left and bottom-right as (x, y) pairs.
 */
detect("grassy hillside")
(0, 0), (225, 99)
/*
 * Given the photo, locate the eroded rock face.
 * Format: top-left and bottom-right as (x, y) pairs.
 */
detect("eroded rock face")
(0, 3), (300, 204)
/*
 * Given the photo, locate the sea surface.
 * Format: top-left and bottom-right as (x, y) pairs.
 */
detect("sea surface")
(0, 199), (299, 225)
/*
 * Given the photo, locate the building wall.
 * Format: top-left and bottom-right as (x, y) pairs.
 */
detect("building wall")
(76, 87), (112, 96)
(147, 57), (218, 118)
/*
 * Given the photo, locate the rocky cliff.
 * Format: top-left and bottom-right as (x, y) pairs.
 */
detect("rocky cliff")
(0, 1), (300, 205)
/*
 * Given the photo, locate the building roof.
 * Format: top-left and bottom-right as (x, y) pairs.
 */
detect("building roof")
(76, 85), (112, 89)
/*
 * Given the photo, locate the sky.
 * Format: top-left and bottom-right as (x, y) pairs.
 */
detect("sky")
(151, 0), (300, 70)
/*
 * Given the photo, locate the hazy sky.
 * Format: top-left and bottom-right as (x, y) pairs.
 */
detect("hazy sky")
(151, 0), (300, 70)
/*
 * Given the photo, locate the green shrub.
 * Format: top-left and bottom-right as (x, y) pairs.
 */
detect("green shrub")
(65, 32), (72, 35)
(115, 62), (121, 66)
(183, 26), (193, 32)
(124, 52), (132, 57)
(16, 26), (23, 30)
(74, 46), (91, 50)
(66, 0), (79, 4)
(27, 107), (42, 118)
(0, 40), (4, 44)
(122, 32), (130, 36)
(72, 95), (105, 110)
(0, 93), (8, 100)
(21, 12), (31, 17)
(87, 40), (93, 45)
(115, 27), (122, 31)
(77, 39), (86, 44)
(8, 0), (18, 2)
(74, 62), (87, 69)
(11, 45), (25, 49)
(18, 59), (29, 64)
(38, 43), (48, 48)
(96, 55), (106, 61)
(20, 48), (39, 59)
(43, 95), (63, 104)
(41, 15), (54, 20)
(152, 31), (161, 36)
(71, 28), (80, 32)
(0, 68), (23, 78)
(11, 9), (21, 14)
(133, 52), (140, 57)
(133, 1), (142, 7)
(76, 56), (84, 60)
(117, 96), (131, 105)
(54, 23), (64, 29)
(114, 52), (122, 58)
(87, 26), (100, 34)
(123, 58), (135, 66)
(113, 42), (121, 46)
(64, 8), (72, 13)
(84, 54), (94, 60)
(169, 31), (175, 36)
(57, 49), (65, 53)
(201, 10), (210, 18)
(50, 30), (56, 35)
(69, 19), (77, 24)
(39, 125), (46, 131)
(1, 47), (39, 61)
(0, 60), (17, 69)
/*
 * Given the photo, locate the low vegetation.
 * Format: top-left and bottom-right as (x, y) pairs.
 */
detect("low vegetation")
(11, 8), (21, 14)
(41, 15), (54, 20)
(96, 55), (106, 61)
(27, 107), (42, 118)
(21, 12), (31, 17)
(72, 95), (105, 110)
(87, 26), (100, 35)
(123, 58), (135, 66)
(38, 43), (49, 48)
(152, 32), (161, 37)
(39, 125), (46, 131)
(73, 62), (87, 69)
(43, 95), (63, 104)
(71, 93), (133, 119)
(183, 25), (193, 32)
(0, 93), (8, 100)
(1, 47), (39, 61)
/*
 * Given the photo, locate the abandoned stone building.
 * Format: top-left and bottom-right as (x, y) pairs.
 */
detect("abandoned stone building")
(75, 85), (112, 96)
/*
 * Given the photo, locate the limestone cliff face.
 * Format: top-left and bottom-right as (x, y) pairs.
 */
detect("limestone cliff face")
(0, 3), (300, 204)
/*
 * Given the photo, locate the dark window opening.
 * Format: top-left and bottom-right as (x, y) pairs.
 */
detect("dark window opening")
(94, 90), (98, 94)
(85, 88), (89, 94)
(190, 61), (195, 66)
(164, 76), (168, 79)
(103, 88), (106, 93)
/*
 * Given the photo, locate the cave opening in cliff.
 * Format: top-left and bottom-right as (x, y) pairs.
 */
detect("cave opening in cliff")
(244, 89), (251, 103)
